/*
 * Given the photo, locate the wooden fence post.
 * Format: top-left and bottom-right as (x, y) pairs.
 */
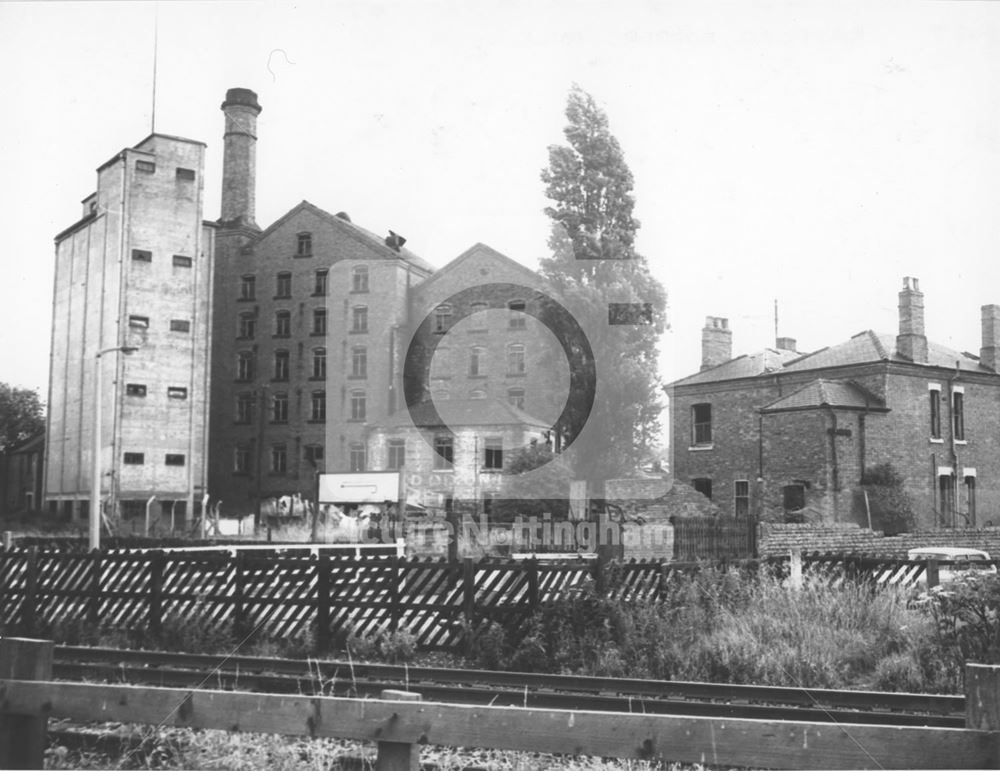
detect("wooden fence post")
(377, 689), (421, 771)
(316, 553), (331, 652)
(789, 548), (803, 590)
(389, 556), (401, 634)
(233, 551), (247, 639)
(0, 637), (53, 769)
(658, 561), (669, 601)
(965, 663), (1000, 766)
(526, 558), (539, 611)
(88, 550), (101, 629)
(927, 559), (939, 588)
(148, 550), (164, 640)
(21, 546), (38, 637)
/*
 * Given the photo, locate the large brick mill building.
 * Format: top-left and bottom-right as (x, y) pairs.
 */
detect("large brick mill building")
(45, 88), (566, 523)
(670, 278), (1000, 529)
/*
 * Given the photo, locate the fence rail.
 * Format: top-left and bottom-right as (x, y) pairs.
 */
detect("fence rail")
(2, 639), (1000, 770)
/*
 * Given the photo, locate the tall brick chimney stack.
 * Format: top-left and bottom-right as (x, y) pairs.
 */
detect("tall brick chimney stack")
(220, 88), (262, 227)
(776, 337), (797, 353)
(701, 316), (732, 371)
(896, 276), (928, 364)
(981, 304), (1000, 372)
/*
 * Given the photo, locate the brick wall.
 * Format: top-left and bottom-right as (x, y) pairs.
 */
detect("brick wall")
(759, 521), (1000, 558)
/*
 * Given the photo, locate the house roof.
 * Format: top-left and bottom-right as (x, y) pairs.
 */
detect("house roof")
(760, 379), (888, 413)
(411, 242), (543, 293)
(670, 348), (801, 386)
(781, 330), (986, 373)
(254, 201), (435, 274)
(672, 329), (991, 387)
(374, 398), (551, 430)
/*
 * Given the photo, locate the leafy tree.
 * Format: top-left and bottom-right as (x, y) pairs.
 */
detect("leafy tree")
(0, 384), (44, 453)
(860, 463), (916, 535)
(494, 444), (571, 522)
(539, 86), (668, 486)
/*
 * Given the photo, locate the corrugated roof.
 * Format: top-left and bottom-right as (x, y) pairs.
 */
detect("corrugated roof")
(761, 379), (887, 413)
(374, 398), (551, 430)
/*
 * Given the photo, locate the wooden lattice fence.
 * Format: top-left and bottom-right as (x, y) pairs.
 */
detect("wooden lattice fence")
(0, 548), (943, 651)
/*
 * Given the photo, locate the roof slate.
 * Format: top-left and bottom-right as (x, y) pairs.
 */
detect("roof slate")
(761, 379), (887, 413)
(670, 348), (801, 386)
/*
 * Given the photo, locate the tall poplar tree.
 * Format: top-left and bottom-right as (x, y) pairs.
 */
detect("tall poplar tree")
(538, 85), (667, 487)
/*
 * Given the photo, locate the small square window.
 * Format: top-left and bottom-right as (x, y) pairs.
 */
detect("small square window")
(135, 160), (155, 174)
(172, 255), (193, 268)
(170, 319), (191, 333)
(305, 445), (325, 465)
(297, 233), (313, 257)
(175, 167), (196, 181)
(165, 453), (186, 466)
(129, 315), (150, 329)
(131, 249), (152, 262)
(123, 452), (145, 464)
(126, 383), (147, 397)
(167, 387), (188, 399)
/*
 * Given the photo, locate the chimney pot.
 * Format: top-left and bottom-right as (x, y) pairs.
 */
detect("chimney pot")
(701, 316), (733, 371)
(981, 304), (1000, 372)
(897, 276), (927, 363)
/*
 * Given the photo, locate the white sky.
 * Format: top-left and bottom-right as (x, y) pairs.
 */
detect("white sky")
(1, 0), (999, 400)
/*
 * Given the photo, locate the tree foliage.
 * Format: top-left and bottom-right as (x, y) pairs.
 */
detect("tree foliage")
(494, 444), (571, 522)
(860, 463), (916, 535)
(0, 383), (44, 453)
(539, 86), (667, 485)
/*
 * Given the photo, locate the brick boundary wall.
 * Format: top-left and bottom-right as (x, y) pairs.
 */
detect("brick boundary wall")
(759, 522), (1000, 558)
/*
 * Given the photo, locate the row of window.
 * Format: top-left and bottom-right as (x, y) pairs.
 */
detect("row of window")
(126, 384), (188, 399)
(929, 385), (965, 441)
(690, 386), (971, 450)
(237, 308), (358, 339)
(128, 315), (191, 333)
(131, 249), (193, 267)
(123, 452), (185, 466)
(235, 390), (329, 423)
(238, 267), (368, 301)
(234, 437), (504, 475)
(432, 344), (526, 378)
(433, 300), (526, 334)
(235, 348), (333, 382)
(134, 160), (196, 181)
(430, 387), (526, 406)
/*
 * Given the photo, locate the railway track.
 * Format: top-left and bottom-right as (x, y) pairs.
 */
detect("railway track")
(52, 646), (962, 729)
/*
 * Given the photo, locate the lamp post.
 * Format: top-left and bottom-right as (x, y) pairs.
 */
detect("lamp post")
(90, 345), (137, 550)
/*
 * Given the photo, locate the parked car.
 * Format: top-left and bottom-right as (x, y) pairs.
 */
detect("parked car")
(907, 546), (998, 586)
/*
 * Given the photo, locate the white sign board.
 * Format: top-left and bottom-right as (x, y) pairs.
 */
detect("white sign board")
(319, 472), (401, 504)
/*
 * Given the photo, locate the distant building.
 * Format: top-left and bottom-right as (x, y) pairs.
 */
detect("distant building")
(1, 432), (44, 515)
(45, 133), (213, 524)
(670, 278), (1000, 529)
(44, 88), (578, 524)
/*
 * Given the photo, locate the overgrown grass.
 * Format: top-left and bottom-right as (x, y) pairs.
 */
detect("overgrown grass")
(469, 569), (953, 692)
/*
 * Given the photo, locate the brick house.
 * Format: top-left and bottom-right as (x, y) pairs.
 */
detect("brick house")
(669, 277), (1000, 529)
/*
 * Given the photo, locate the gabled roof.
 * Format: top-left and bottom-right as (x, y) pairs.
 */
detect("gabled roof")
(782, 330), (986, 374)
(760, 379), (888, 413)
(252, 201), (435, 273)
(411, 242), (543, 293)
(670, 348), (800, 386)
(374, 398), (550, 430)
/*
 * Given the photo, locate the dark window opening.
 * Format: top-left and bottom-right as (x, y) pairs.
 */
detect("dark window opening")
(170, 319), (191, 333)
(692, 477), (712, 500)
(131, 249), (152, 262)
(508, 300), (526, 329)
(297, 233), (312, 256)
(165, 454), (186, 466)
(305, 445), (324, 466)
(126, 383), (147, 397)
(930, 388), (941, 439)
(276, 272), (292, 298)
(388, 440), (406, 470)
(129, 315), (150, 329)
(123, 452), (145, 465)
(692, 403), (712, 445)
(352, 266), (369, 293)
(167, 387), (187, 399)
(172, 255), (193, 268)
(314, 270), (328, 296)
(734, 480), (750, 518)
(954, 391), (965, 441)
(782, 484), (805, 512)
(349, 444), (366, 472)
(434, 436), (454, 469)
(484, 439), (503, 470)
(135, 160), (155, 174)
(313, 308), (328, 336)
(176, 168), (196, 181)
